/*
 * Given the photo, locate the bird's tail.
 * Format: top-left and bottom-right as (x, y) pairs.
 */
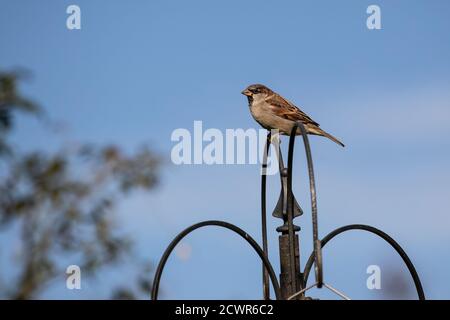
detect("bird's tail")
(309, 127), (345, 147)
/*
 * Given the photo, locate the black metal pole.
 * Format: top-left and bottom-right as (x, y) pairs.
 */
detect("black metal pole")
(272, 134), (302, 299)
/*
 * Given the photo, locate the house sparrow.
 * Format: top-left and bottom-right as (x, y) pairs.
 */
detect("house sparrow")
(242, 84), (344, 147)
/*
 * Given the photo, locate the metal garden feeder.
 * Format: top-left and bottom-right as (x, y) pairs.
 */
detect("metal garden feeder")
(151, 121), (425, 300)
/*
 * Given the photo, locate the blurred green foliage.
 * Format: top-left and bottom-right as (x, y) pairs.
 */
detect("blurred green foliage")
(0, 70), (159, 299)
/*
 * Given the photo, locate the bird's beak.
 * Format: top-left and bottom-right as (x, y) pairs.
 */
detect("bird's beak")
(241, 89), (252, 96)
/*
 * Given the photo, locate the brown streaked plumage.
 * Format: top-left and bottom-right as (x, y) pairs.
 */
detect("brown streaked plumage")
(241, 84), (344, 147)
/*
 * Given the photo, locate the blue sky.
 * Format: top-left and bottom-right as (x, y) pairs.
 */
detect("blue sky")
(1, 0), (450, 299)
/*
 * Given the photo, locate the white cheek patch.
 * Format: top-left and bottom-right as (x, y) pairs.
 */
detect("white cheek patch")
(252, 93), (265, 104)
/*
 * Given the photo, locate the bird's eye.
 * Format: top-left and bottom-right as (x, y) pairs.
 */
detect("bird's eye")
(251, 88), (260, 94)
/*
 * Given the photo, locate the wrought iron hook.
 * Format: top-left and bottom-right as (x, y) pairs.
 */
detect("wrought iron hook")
(302, 224), (426, 300)
(288, 121), (323, 288)
(151, 220), (281, 300)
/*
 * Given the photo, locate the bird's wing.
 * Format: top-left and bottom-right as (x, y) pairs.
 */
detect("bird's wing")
(265, 94), (319, 127)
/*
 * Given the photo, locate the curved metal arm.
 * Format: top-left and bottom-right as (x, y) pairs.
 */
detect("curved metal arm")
(302, 224), (425, 300)
(260, 132), (271, 300)
(151, 220), (281, 300)
(288, 121), (323, 288)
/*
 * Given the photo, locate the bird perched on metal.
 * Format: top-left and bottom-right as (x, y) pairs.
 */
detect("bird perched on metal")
(241, 84), (344, 147)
